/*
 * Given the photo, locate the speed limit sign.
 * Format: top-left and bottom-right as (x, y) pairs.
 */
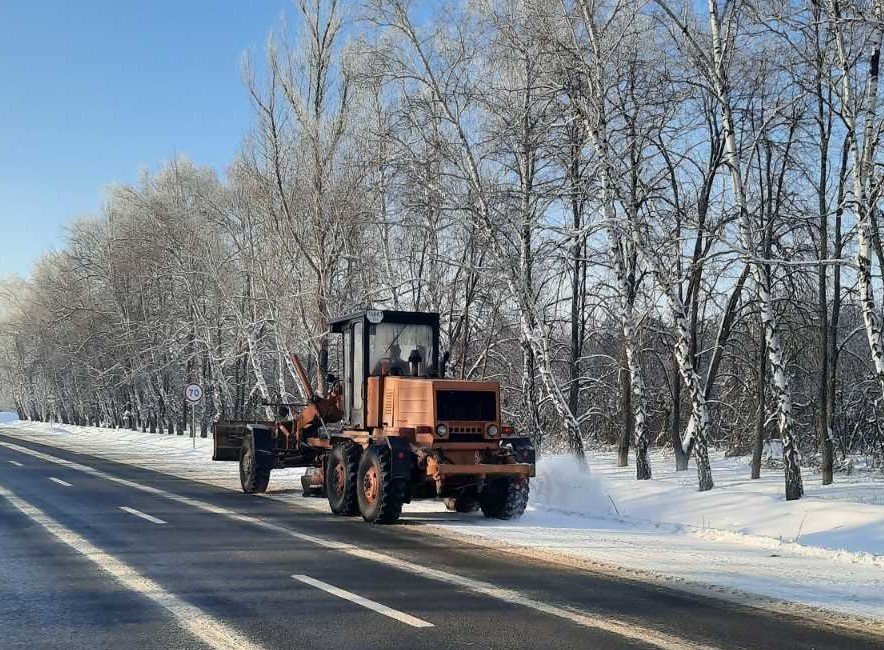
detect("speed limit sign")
(184, 384), (203, 403)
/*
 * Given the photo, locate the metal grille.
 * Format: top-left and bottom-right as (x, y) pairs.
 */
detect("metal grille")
(448, 432), (485, 443)
(436, 390), (496, 422)
(450, 425), (483, 434)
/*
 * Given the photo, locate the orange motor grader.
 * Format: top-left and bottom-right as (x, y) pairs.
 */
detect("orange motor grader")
(213, 310), (535, 524)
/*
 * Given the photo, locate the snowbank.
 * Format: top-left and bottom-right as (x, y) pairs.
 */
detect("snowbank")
(1, 419), (883, 622)
(521, 450), (884, 564)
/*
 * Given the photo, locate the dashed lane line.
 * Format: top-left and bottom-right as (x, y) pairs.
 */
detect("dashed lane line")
(293, 574), (434, 628)
(8, 460), (22, 467)
(48, 477), (72, 487)
(120, 506), (167, 525)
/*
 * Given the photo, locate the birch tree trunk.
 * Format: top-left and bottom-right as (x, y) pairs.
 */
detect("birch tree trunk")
(814, 18), (835, 484)
(828, 139), (849, 467)
(570, 0), (651, 478)
(829, 0), (884, 399)
(751, 326), (767, 480)
(635, 251), (715, 490)
(617, 329), (633, 467)
(705, 0), (803, 499)
(612, 234), (651, 479)
(565, 124), (588, 458)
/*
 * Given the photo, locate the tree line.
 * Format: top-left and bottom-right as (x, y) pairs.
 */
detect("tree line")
(2, 0), (884, 500)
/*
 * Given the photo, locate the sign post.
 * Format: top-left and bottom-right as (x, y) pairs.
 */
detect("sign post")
(184, 384), (203, 449)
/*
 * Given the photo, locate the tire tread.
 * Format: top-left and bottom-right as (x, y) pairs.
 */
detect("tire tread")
(327, 442), (360, 516)
(359, 446), (406, 524)
(240, 435), (271, 494)
(480, 477), (529, 519)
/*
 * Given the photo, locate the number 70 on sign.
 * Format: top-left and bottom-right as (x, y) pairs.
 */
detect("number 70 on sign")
(184, 384), (203, 403)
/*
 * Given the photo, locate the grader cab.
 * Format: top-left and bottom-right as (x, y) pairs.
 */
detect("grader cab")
(213, 309), (535, 524)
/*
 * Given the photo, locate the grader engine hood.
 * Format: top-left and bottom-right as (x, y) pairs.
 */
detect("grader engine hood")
(367, 377), (502, 442)
(433, 382), (500, 441)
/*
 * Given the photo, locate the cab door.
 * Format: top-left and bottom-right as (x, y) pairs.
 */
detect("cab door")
(343, 327), (353, 423)
(350, 321), (365, 426)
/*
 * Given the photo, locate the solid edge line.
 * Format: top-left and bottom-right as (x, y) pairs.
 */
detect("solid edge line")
(48, 477), (72, 487)
(292, 574), (433, 628)
(120, 506), (167, 525)
(0, 438), (717, 650)
(0, 481), (263, 650)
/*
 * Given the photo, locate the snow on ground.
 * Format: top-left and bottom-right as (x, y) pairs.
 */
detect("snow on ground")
(2, 419), (883, 623)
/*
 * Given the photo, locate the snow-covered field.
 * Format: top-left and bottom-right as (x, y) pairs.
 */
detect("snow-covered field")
(2, 417), (883, 625)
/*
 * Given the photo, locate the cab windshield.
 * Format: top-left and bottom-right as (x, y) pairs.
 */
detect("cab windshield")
(369, 323), (433, 376)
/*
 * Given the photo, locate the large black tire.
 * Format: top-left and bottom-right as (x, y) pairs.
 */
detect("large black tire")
(479, 477), (529, 520)
(240, 434), (271, 494)
(356, 446), (407, 524)
(326, 443), (360, 516)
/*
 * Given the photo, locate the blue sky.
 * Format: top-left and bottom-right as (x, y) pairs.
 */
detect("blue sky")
(0, 0), (298, 277)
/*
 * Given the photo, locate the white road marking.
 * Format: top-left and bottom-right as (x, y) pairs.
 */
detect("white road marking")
(293, 574), (433, 628)
(8, 460), (22, 467)
(120, 506), (167, 525)
(48, 477), (72, 487)
(0, 482), (264, 650)
(0, 440), (717, 650)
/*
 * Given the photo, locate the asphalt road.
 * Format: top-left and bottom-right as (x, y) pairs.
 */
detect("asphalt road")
(0, 430), (879, 650)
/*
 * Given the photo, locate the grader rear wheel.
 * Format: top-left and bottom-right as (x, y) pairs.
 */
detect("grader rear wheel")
(239, 434), (271, 494)
(325, 443), (360, 516)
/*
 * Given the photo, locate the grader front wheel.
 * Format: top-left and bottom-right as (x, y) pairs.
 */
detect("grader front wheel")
(479, 477), (529, 520)
(357, 446), (406, 524)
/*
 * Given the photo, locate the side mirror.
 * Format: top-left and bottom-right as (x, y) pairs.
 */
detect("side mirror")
(439, 350), (450, 378)
(408, 349), (423, 377)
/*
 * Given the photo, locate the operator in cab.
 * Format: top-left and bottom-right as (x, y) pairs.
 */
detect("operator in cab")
(372, 343), (409, 376)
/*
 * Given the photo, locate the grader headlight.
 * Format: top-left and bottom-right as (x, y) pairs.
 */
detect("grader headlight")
(435, 423), (449, 438)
